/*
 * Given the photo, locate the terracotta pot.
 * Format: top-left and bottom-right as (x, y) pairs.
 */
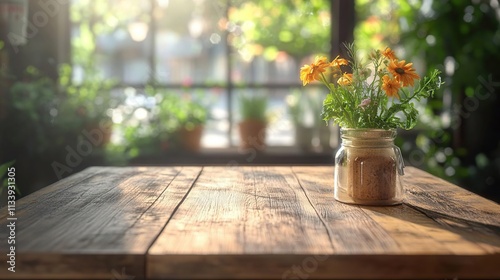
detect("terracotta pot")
(238, 119), (266, 150)
(178, 125), (204, 152)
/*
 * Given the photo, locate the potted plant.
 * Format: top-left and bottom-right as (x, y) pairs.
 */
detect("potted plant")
(300, 44), (442, 205)
(2, 67), (69, 155)
(173, 96), (207, 153)
(155, 90), (208, 153)
(238, 94), (268, 150)
(58, 64), (117, 148)
(0, 67), (81, 195)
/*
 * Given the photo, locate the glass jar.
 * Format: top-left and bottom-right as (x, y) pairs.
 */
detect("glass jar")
(334, 128), (405, 205)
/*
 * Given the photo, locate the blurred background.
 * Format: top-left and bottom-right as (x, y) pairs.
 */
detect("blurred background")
(0, 0), (499, 203)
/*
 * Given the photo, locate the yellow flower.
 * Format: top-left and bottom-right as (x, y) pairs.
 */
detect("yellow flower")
(337, 73), (353, 86)
(331, 55), (349, 68)
(388, 59), (420, 87)
(382, 75), (401, 98)
(382, 47), (397, 60)
(300, 56), (330, 86)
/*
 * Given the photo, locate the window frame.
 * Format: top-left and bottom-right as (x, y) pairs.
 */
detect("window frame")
(68, 0), (355, 150)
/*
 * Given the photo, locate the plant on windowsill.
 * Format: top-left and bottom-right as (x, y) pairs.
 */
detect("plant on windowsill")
(2, 67), (68, 156)
(173, 97), (207, 153)
(154, 88), (208, 153)
(300, 43), (442, 206)
(238, 94), (268, 150)
(58, 64), (118, 148)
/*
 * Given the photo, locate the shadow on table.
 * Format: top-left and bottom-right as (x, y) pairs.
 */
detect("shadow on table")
(361, 204), (500, 248)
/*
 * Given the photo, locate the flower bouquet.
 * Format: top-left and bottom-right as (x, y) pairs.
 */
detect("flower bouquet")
(300, 44), (442, 205)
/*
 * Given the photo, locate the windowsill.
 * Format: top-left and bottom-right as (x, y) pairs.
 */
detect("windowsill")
(129, 146), (336, 166)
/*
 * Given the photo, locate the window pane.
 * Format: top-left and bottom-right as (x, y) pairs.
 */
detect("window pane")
(70, 0), (334, 152)
(71, 0), (153, 84)
(231, 54), (301, 84)
(111, 86), (229, 150)
(228, 0), (331, 85)
(154, 0), (227, 84)
(202, 88), (230, 148)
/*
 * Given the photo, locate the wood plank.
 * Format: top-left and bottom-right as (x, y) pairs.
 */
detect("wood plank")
(0, 166), (201, 279)
(149, 254), (500, 280)
(295, 166), (483, 255)
(294, 166), (499, 278)
(2, 165), (500, 279)
(0, 167), (106, 220)
(148, 166), (335, 253)
(403, 167), (500, 227)
(149, 166), (500, 279)
(148, 166), (336, 279)
(360, 205), (487, 254)
(403, 167), (500, 254)
(291, 166), (401, 253)
(148, 166), (406, 279)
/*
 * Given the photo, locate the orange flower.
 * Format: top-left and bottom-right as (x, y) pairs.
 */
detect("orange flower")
(331, 55), (349, 68)
(382, 75), (401, 98)
(300, 56), (330, 86)
(382, 47), (397, 60)
(388, 59), (420, 87)
(337, 73), (353, 86)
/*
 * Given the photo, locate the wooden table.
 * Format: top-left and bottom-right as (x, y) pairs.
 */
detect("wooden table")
(1, 166), (499, 279)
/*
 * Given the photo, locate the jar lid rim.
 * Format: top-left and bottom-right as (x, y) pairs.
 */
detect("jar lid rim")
(340, 128), (397, 132)
(340, 128), (397, 138)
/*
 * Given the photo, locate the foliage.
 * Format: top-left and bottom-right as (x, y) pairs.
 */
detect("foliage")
(122, 122), (164, 158)
(354, 0), (418, 52)
(70, 0), (151, 66)
(229, 0), (331, 59)
(1, 67), (66, 154)
(0, 160), (20, 197)
(63, 1), (123, 129)
(402, 0), (500, 198)
(58, 64), (117, 124)
(146, 86), (209, 130)
(355, 0), (500, 201)
(155, 91), (208, 132)
(8, 68), (56, 123)
(119, 87), (210, 158)
(301, 44), (442, 129)
(239, 94), (268, 122)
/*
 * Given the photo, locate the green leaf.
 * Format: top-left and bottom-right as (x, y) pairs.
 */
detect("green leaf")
(0, 160), (15, 180)
(239, 94), (268, 122)
(0, 160), (20, 195)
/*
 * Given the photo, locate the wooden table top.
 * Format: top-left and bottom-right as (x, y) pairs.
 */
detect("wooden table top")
(1, 166), (499, 279)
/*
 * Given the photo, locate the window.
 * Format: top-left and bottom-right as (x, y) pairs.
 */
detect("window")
(70, 0), (334, 151)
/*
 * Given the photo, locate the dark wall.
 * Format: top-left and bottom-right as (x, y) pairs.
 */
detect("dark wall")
(0, 0), (71, 196)
(1, 0), (70, 80)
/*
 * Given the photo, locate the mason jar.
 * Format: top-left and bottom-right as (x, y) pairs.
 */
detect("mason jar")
(334, 128), (405, 205)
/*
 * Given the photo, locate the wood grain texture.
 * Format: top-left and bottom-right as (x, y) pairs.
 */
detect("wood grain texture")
(148, 166), (500, 279)
(0, 166), (201, 279)
(1, 166), (499, 279)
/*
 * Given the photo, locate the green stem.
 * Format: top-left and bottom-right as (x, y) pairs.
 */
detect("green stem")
(400, 71), (438, 104)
